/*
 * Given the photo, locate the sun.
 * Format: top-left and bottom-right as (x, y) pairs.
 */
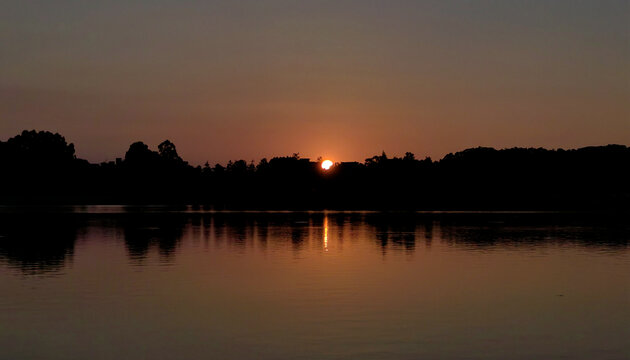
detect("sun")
(321, 159), (333, 170)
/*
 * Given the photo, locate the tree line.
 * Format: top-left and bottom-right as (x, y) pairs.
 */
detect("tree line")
(1, 130), (629, 210)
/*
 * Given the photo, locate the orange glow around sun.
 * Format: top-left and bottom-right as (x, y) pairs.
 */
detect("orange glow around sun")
(321, 160), (333, 170)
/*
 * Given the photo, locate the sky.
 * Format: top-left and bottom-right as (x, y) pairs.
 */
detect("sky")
(1, 0), (628, 165)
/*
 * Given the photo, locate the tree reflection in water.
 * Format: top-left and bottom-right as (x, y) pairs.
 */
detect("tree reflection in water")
(0, 214), (83, 276)
(121, 214), (187, 265)
(1, 211), (627, 276)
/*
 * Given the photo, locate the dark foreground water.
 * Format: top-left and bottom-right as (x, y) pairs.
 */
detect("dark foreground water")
(0, 207), (628, 360)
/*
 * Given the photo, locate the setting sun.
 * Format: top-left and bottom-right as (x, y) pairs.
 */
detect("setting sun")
(321, 160), (333, 170)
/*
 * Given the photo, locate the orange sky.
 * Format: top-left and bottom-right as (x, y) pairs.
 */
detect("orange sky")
(1, 0), (628, 165)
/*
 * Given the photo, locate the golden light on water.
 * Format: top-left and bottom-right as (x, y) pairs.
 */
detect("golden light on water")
(321, 160), (333, 170)
(324, 215), (328, 252)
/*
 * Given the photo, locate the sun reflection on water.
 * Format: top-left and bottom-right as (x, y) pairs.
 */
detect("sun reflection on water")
(324, 215), (328, 252)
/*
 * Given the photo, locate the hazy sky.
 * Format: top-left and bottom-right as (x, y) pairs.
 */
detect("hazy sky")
(1, 0), (628, 165)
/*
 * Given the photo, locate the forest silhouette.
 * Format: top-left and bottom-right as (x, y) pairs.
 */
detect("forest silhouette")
(1, 130), (629, 210)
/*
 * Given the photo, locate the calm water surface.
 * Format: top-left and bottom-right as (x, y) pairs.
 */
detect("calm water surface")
(0, 208), (628, 359)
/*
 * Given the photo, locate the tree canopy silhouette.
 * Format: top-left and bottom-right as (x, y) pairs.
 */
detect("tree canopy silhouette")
(1, 130), (628, 210)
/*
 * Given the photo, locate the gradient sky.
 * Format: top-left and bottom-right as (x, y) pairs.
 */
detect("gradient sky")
(1, 0), (628, 165)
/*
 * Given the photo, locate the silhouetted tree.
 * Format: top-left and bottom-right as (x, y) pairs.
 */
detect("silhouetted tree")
(125, 142), (159, 165)
(158, 140), (181, 162)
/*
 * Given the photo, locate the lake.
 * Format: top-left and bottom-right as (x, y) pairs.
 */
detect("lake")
(0, 207), (628, 359)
